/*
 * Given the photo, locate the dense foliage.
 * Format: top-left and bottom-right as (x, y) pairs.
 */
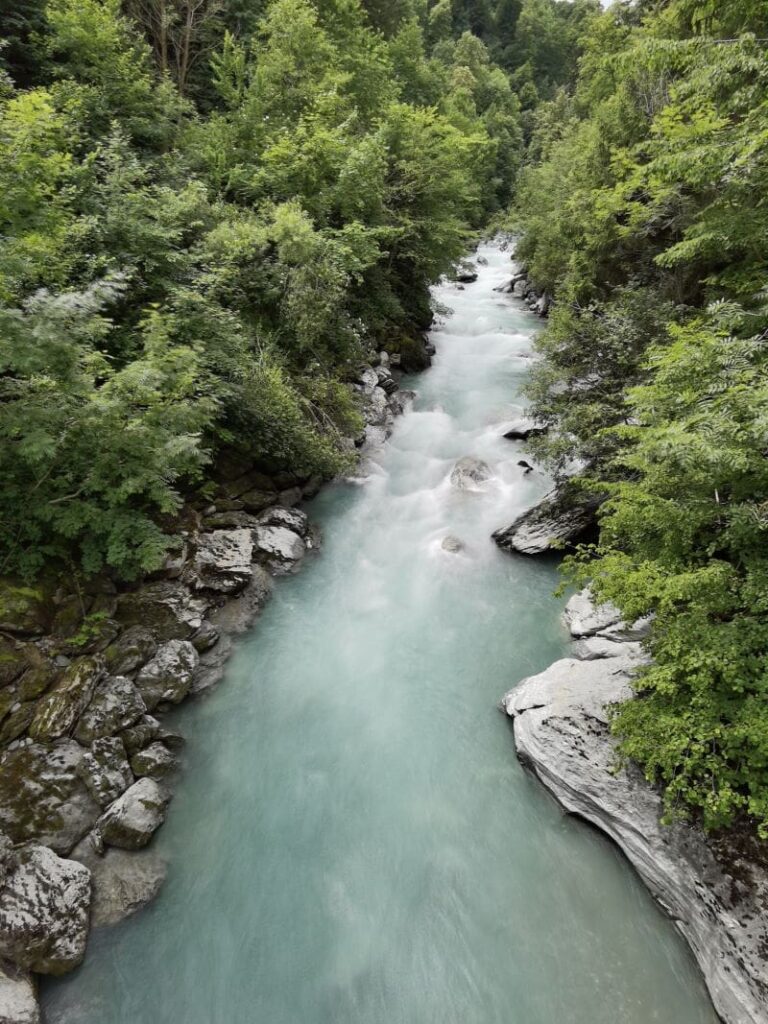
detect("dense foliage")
(517, 1), (768, 835)
(2, 0), (588, 579)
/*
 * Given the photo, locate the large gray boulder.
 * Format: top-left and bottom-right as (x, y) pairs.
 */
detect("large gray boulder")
(0, 838), (91, 975)
(450, 456), (491, 490)
(0, 742), (100, 854)
(70, 839), (166, 927)
(493, 489), (598, 555)
(96, 778), (169, 851)
(76, 737), (133, 807)
(135, 640), (199, 711)
(0, 959), (39, 1023)
(74, 675), (146, 744)
(116, 581), (207, 642)
(252, 525), (306, 575)
(256, 506), (309, 538)
(502, 655), (768, 1024)
(189, 529), (254, 594)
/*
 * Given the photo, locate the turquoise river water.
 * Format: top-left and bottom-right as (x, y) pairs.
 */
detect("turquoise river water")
(43, 242), (717, 1024)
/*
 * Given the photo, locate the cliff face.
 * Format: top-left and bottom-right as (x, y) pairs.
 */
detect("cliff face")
(503, 590), (768, 1024)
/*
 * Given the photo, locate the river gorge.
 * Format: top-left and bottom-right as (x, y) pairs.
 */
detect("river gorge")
(42, 243), (718, 1024)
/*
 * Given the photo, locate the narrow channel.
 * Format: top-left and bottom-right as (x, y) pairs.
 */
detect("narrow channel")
(43, 243), (717, 1024)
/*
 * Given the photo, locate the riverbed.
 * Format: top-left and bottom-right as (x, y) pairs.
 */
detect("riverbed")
(43, 242), (717, 1024)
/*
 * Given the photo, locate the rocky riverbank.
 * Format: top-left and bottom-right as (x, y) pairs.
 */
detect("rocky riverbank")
(0, 345), (419, 1023)
(502, 589), (768, 1024)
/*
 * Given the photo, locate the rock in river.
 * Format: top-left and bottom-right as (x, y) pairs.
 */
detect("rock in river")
(450, 456), (491, 490)
(0, 837), (91, 975)
(96, 778), (169, 851)
(135, 640), (199, 711)
(493, 488), (598, 555)
(502, 638), (768, 1024)
(0, 959), (39, 1024)
(70, 839), (166, 927)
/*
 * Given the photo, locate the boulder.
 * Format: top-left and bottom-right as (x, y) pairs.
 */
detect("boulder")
(441, 535), (465, 554)
(130, 742), (176, 780)
(103, 626), (157, 676)
(17, 656), (58, 702)
(190, 621), (220, 653)
(503, 656), (768, 1024)
(0, 838), (91, 975)
(0, 741), (101, 854)
(189, 529), (254, 594)
(69, 839), (166, 927)
(0, 639), (30, 689)
(456, 266), (478, 283)
(564, 587), (652, 643)
(0, 704), (36, 746)
(135, 640), (199, 711)
(502, 420), (546, 441)
(74, 675), (146, 744)
(76, 737), (133, 807)
(28, 657), (104, 742)
(493, 489), (598, 555)
(118, 715), (160, 756)
(116, 581), (207, 642)
(96, 778), (169, 851)
(450, 456), (491, 490)
(0, 959), (39, 1023)
(0, 582), (52, 637)
(563, 588), (622, 637)
(252, 525), (306, 575)
(256, 506), (309, 538)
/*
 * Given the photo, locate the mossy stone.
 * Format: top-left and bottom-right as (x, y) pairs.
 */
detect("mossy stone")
(0, 580), (53, 635)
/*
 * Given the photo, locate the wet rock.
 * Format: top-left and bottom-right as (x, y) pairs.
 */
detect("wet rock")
(450, 456), (491, 490)
(116, 581), (207, 642)
(456, 267), (478, 283)
(119, 715), (160, 756)
(503, 420), (546, 441)
(96, 778), (169, 850)
(0, 959), (39, 1023)
(103, 626), (158, 677)
(503, 653), (768, 1024)
(74, 675), (146, 744)
(441, 535), (465, 554)
(493, 488), (599, 555)
(517, 460), (534, 474)
(190, 621), (219, 653)
(0, 741), (101, 854)
(256, 506), (309, 538)
(278, 487), (302, 508)
(388, 390), (416, 417)
(189, 529), (253, 594)
(0, 838), (91, 975)
(130, 742), (176, 780)
(29, 657), (104, 743)
(252, 525), (306, 575)
(135, 640), (199, 711)
(70, 839), (166, 927)
(77, 737), (133, 807)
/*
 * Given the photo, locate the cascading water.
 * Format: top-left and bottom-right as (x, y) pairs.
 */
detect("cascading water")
(43, 242), (717, 1024)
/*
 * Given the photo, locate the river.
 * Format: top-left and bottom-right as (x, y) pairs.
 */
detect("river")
(43, 242), (717, 1024)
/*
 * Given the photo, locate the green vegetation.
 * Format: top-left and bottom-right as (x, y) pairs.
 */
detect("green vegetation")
(517, 1), (768, 835)
(0, 0), (543, 579)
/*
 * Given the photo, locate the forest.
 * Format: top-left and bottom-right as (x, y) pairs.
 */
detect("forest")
(518, 0), (768, 837)
(1, 0), (767, 843)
